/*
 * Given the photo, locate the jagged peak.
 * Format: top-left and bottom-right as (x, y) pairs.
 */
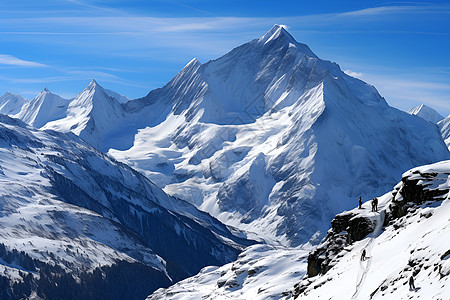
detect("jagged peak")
(408, 103), (444, 123)
(87, 79), (101, 90)
(187, 58), (201, 67)
(258, 24), (318, 58)
(180, 58), (201, 73)
(259, 24), (293, 44)
(36, 87), (51, 96)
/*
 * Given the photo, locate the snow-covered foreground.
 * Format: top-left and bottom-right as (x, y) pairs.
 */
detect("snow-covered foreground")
(149, 160), (450, 299)
(149, 244), (310, 300)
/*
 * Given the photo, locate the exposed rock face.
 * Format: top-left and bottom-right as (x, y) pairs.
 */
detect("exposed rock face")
(304, 210), (376, 279)
(386, 168), (450, 222)
(348, 216), (375, 243)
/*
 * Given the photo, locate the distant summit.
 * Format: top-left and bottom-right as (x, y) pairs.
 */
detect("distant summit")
(0, 91), (28, 115)
(408, 103), (444, 123)
(14, 88), (69, 128)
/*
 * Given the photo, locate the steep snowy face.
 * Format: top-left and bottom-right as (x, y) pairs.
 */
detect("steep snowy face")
(293, 160), (450, 299)
(104, 88), (130, 103)
(408, 104), (444, 123)
(110, 25), (450, 246)
(0, 115), (250, 297)
(148, 161), (450, 300)
(0, 92), (28, 115)
(438, 116), (450, 149)
(14, 88), (69, 128)
(43, 79), (125, 150)
(123, 24), (324, 126)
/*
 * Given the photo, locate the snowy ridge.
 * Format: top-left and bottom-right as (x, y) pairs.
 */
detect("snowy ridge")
(407, 104), (444, 123)
(104, 88), (130, 103)
(43, 79), (125, 150)
(14, 88), (69, 128)
(0, 92), (28, 115)
(0, 114), (251, 297)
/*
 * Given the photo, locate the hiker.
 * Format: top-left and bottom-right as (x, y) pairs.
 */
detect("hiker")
(372, 197), (378, 212)
(361, 249), (366, 261)
(409, 275), (415, 291)
(358, 196), (362, 209)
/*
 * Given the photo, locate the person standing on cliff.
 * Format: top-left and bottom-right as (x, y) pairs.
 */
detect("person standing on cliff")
(371, 197), (378, 212)
(358, 196), (362, 209)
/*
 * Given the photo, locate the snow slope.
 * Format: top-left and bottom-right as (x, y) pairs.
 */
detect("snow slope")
(408, 104), (444, 123)
(0, 92), (27, 115)
(14, 88), (69, 128)
(109, 25), (450, 246)
(148, 160), (450, 300)
(148, 244), (310, 300)
(294, 160), (450, 299)
(0, 114), (250, 297)
(438, 116), (450, 149)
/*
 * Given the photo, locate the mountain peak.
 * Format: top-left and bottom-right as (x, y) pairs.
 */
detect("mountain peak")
(43, 87), (50, 93)
(87, 79), (100, 90)
(259, 24), (318, 58)
(408, 103), (444, 123)
(260, 24), (293, 44)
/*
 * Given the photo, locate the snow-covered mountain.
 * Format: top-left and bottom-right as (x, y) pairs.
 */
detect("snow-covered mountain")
(408, 104), (444, 123)
(0, 91), (27, 115)
(14, 88), (69, 128)
(109, 25), (450, 246)
(42, 80), (126, 150)
(147, 160), (450, 299)
(12, 25), (449, 247)
(0, 114), (250, 298)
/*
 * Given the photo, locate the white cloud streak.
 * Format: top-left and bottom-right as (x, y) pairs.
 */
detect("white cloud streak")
(0, 54), (46, 67)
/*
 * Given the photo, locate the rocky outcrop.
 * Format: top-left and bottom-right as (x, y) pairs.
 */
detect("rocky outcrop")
(386, 169), (449, 222)
(303, 210), (376, 280)
(294, 162), (450, 299)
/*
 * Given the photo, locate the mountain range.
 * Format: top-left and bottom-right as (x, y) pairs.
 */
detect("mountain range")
(1, 25), (449, 299)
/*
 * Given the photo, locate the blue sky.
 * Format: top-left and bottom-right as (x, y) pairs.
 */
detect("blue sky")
(0, 0), (449, 115)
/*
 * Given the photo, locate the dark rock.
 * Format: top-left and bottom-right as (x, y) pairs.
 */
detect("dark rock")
(347, 216), (375, 243)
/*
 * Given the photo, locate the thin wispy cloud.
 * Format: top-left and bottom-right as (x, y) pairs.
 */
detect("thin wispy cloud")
(0, 54), (46, 67)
